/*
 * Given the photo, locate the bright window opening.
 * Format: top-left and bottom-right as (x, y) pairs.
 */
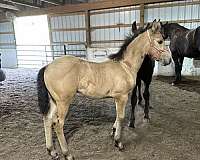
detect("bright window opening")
(14, 15), (52, 68)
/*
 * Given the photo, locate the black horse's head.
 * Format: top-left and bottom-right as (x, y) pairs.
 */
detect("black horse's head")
(160, 21), (169, 39)
(131, 21), (151, 35)
(160, 22), (189, 40)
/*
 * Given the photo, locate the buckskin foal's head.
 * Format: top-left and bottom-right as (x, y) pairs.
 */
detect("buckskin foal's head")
(109, 20), (172, 66)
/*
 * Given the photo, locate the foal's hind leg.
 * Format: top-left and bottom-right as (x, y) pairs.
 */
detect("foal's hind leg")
(143, 84), (150, 121)
(44, 98), (59, 159)
(129, 87), (137, 128)
(54, 99), (74, 160)
(112, 95), (128, 150)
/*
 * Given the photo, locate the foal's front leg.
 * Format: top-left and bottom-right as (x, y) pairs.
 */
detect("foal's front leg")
(112, 95), (128, 150)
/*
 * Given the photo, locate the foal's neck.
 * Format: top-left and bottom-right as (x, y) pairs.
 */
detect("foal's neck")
(122, 32), (150, 75)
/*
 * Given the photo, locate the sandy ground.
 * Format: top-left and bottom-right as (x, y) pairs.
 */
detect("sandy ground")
(0, 68), (200, 160)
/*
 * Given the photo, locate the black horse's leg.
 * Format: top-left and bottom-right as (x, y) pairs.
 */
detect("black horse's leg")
(129, 87), (137, 128)
(172, 55), (181, 84)
(143, 83), (150, 120)
(137, 79), (142, 105)
(178, 57), (184, 81)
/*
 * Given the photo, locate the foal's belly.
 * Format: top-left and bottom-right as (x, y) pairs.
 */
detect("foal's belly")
(78, 79), (134, 98)
(78, 80), (111, 98)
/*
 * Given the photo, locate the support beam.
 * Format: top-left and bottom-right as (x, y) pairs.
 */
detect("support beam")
(3, 0), (40, 8)
(0, 2), (20, 11)
(41, 0), (61, 5)
(139, 4), (144, 27)
(85, 10), (91, 47)
(17, 0), (184, 17)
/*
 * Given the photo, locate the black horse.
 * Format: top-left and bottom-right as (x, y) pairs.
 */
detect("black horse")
(161, 22), (200, 84)
(128, 21), (155, 128)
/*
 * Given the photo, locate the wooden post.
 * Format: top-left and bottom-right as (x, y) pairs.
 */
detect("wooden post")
(140, 4), (145, 27)
(85, 10), (91, 48)
(64, 44), (67, 55)
(47, 15), (55, 60)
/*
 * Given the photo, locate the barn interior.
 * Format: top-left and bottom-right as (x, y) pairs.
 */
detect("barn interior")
(0, 1), (200, 160)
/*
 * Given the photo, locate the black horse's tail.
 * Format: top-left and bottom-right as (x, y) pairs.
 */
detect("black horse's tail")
(0, 69), (6, 82)
(195, 26), (200, 41)
(37, 66), (50, 115)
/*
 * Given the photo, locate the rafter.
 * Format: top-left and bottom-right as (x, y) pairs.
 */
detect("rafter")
(0, 2), (20, 11)
(3, 0), (40, 8)
(17, 0), (185, 17)
(41, 0), (61, 5)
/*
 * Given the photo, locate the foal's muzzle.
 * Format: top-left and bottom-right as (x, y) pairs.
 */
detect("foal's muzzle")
(148, 47), (172, 66)
(159, 51), (172, 66)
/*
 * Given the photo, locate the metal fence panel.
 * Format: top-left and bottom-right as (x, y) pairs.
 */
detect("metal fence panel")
(0, 21), (17, 68)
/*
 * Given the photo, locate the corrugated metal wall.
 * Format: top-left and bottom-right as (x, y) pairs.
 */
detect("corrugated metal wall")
(48, 13), (87, 58)
(0, 21), (17, 68)
(90, 6), (140, 47)
(48, 6), (140, 50)
(145, 1), (200, 29)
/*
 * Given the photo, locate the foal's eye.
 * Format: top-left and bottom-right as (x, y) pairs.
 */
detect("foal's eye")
(158, 40), (163, 44)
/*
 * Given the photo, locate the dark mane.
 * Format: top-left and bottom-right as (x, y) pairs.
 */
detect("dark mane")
(168, 23), (189, 31)
(109, 29), (146, 61)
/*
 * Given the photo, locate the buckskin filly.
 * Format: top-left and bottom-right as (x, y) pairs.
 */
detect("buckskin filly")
(37, 21), (171, 160)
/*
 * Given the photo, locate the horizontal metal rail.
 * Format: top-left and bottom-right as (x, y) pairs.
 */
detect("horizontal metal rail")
(15, 44), (86, 68)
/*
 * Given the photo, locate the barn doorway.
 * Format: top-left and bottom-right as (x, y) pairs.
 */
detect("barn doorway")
(14, 15), (51, 68)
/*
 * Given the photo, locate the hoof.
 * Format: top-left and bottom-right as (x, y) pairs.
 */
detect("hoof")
(143, 117), (150, 123)
(138, 101), (142, 106)
(65, 154), (75, 160)
(128, 122), (135, 128)
(114, 140), (124, 151)
(52, 154), (60, 160)
(144, 115), (150, 120)
(47, 148), (59, 160)
(149, 106), (153, 109)
(172, 80), (180, 86)
(110, 128), (116, 138)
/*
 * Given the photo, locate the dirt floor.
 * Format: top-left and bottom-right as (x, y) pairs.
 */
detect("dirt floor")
(0, 68), (200, 160)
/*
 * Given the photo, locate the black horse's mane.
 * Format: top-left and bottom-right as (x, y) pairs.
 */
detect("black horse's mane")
(108, 29), (146, 61)
(168, 23), (189, 31)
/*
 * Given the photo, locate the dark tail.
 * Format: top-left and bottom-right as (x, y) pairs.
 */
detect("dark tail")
(37, 66), (50, 115)
(0, 69), (6, 82)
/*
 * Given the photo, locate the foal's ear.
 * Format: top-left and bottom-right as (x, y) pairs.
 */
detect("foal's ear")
(151, 21), (161, 33)
(132, 21), (137, 32)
